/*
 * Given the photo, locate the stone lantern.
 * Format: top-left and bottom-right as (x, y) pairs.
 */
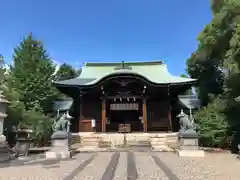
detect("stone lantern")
(0, 91), (11, 161)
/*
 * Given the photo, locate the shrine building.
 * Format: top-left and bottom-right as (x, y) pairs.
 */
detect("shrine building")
(53, 60), (196, 133)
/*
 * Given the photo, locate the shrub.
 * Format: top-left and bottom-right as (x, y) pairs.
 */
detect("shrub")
(194, 98), (230, 148)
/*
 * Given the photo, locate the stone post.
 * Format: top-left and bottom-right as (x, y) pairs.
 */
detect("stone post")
(0, 92), (10, 161)
(0, 93), (9, 137)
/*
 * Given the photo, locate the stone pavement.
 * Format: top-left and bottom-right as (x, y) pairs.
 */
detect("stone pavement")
(0, 151), (239, 180)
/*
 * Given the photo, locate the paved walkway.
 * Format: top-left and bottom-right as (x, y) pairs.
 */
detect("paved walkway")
(0, 151), (239, 180)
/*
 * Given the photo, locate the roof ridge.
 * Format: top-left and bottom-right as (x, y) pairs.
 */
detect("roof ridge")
(85, 60), (164, 67)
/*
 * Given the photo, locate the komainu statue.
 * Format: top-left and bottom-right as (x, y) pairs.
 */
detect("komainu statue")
(177, 109), (197, 136)
(51, 113), (72, 139)
(52, 114), (70, 132)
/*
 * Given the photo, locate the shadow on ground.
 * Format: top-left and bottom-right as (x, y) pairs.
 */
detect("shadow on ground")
(0, 153), (79, 169)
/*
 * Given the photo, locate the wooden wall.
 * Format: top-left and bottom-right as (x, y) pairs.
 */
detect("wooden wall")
(147, 99), (170, 131)
(78, 95), (172, 132)
(79, 96), (102, 132)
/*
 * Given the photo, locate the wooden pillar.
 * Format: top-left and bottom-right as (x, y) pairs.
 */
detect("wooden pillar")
(142, 98), (147, 132)
(101, 98), (106, 132)
(168, 100), (172, 132)
(167, 85), (172, 132)
(78, 95), (83, 132)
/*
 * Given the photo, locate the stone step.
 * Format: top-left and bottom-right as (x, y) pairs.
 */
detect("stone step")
(99, 141), (111, 148)
(82, 142), (99, 145)
(82, 136), (100, 139)
(82, 141), (99, 143)
(0, 154), (11, 162)
(82, 143), (100, 145)
(150, 137), (167, 141)
(127, 142), (151, 145)
(150, 141), (166, 145)
(127, 140), (150, 143)
(152, 145), (174, 152)
(126, 140), (151, 148)
(126, 138), (150, 141)
(82, 139), (100, 141)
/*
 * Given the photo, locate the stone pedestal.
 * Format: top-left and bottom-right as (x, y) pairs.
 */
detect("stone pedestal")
(15, 138), (32, 159)
(177, 131), (204, 157)
(0, 135), (11, 162)
(15, 129), (33, 159)
(46, 131), (72, 159)
(0, 134), (6, 142)
(0, 93), (11, 162)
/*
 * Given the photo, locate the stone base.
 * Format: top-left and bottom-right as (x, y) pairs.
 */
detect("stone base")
(152, 145), (174, 152)
(17, 156), (32, 160)
(176, 149), (205, 157)
(77, 147), (105, 152)
(45, 150), (71, 159)
(0, 135), (11, 162)
(0, 147), (11, 162)
(46, 137), (72, 160)
(0, 135), (6, 142)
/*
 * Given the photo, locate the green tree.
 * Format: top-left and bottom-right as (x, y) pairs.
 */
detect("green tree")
(9, 34), (58, 112)
(180, 74), (188, 78)
(186, 0), (240, 149)
(2, 71), (54, 146)
(194, 98), (229, 148)
(55, 63), (79, 81)
(1, 36), (58, 146)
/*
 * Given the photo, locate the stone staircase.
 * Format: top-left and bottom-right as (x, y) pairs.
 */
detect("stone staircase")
(166, 134), (179, 149)
(150, 134), (178, 152)
(125, 134), (151, 150)
(71, 134), (80, 144)
(126, 140), (151, 150)
(80, 136), (100, 148)
(98, 140), (112, 148)
(71, 132), (178, 151)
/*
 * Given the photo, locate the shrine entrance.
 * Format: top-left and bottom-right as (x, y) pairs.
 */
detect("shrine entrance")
(106, 99), (143, 132)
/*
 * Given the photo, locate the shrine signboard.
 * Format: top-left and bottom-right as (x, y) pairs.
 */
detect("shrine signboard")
(110, 103), (139, 111)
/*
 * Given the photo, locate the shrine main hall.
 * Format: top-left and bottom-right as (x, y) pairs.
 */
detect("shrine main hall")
(53, 60), (196, 133)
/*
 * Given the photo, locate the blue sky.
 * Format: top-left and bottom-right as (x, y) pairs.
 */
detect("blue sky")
(0, 0), (212, 75)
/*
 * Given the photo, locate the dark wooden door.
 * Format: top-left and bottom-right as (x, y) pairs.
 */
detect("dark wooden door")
(79, 120), (92, 132)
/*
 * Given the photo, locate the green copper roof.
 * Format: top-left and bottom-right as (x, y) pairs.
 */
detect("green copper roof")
(53, 99), (73, 111)
(178, 95), (200, 109)
(54, 60), (196, 86)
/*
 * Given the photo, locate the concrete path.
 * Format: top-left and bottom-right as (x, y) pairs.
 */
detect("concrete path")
(0, 151), (239, 180)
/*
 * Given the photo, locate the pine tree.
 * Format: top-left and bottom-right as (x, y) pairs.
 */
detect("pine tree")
(10, 34), (58, 112)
